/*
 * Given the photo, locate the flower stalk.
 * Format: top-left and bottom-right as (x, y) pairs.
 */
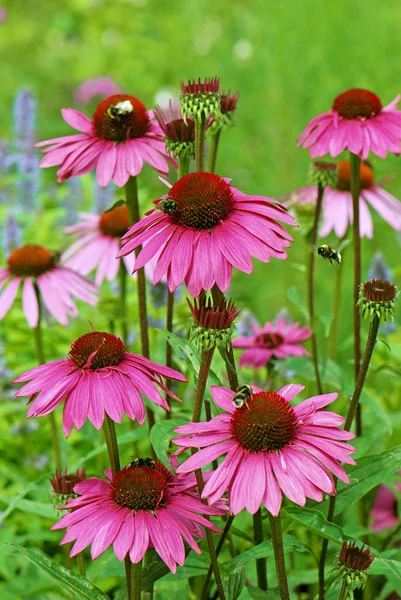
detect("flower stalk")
(208, 129), (222, 173)
(195, 115), (207, 171)
(131, 559), (142, 600)
(268, 512), (290, 600)
(119, 260), (128, 344)
(32, 287), (62, 470)
(211, 284), (239, 390)
(254, 508), (268, 590)
(307, 181), (324, 394)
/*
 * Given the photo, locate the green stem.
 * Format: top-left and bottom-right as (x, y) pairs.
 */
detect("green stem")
(32, 289), (62, 470)
(338, 580), (349, 600)
(178, 154), (191, 179)
(77, 552), (86, 577)
(102, 414), (133, 599)
(268, 512), (290, 600)
(211, 284), (239, 391)
(165, 289), (174, 419)
(201, 516), (235, 600)
(125, 177), (156, 453)
(350, 152), (362, 433)
(195, 115), (207, 172)
(208, 129), (222, 173)
(131, 559), (142, 600)
(307, 182), (324, 395)
(327, 235), (348, 361)
(318, 314), (380, 600)
(119, 260), (128, 344)
(254, 508), (268, 590)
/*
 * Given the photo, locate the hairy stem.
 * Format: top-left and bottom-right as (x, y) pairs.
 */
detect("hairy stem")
(32, 287), (62, 470)
(76, 552), (86, 577)
(208, 129), (222, 173)
(327, 236), (348, 361)
(165, 289), (174, 419)
(201, 516), (235, 600)
(131, 559), (142, 600)
(268, 512), (290, 600)
(254, 509), (268, 590)
(318, 314), (380, 599)
(338, 580), (349, 600)
(307, 183), (324, 394)
(211, 284), (239, 390)
(350, 152), (362, 434)
(119, 260), (128, 344)
(195, 115), (207, 172)
(125, 176), (156, 454)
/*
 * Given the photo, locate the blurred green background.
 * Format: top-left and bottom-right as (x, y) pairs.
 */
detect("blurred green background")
(2, 1), (401, 598)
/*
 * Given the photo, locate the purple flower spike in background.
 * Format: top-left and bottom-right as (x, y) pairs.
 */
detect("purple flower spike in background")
(36, 95), (174, 187)
(299, 88), (401, 159)
(13, 89), (40, 210)
(174, 384), (355, 515)
(14, 330), (187, 436)
(0, 244), (97, 327)
(233, 316), (311, 369)
(51, 462), (224, 572)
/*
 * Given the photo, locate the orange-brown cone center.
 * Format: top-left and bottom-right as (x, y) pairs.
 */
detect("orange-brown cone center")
(69, 331), (126, 370)
(7, 244), (58, 277)
(111, 463), (168, 511)
(231, 392), (297, 452)
(336, 160), (374, 191)
(332, 89), (382, 120)
(99, 204), (130, 237)
(167, 172), (234, 230)
(93, 94), (150, 142)
(255, 332), (284, 349)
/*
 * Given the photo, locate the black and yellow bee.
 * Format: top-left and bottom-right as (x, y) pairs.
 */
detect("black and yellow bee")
(232, 384), (252, 409)
(107, 100), (133, 120)
(126, 458), (156, 469)
(316, 244), (341, 266)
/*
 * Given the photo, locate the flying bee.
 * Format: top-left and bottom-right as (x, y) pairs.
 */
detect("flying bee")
(232, 384), (252, 409)
(312, 239), (351, 268)
(159, 198), (178, 215)
(107, 100), (133, 120)
(126, 457), (156, 469)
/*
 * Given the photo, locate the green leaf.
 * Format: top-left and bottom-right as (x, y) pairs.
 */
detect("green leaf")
(319, 444), (401, 517)
(282, 506), (349, 545)
(228, 566), (246, 600)
(0, 497), (55, 519)
(371, 557), (401, 581)
(287, 287), (309, 320)
(72, 428), (147, 468)
(227, 534), (311, 569)
(150, 419), (186, 471)
(247, 587), (280, 599)
(4, 545), (110, 600)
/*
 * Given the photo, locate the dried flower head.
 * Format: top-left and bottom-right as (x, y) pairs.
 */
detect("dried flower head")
(332, 541), (374, 592)
(308, 161), (338, 189)
(357, 279), (398, 321)
(180, 77), (222, 123)
(188, 295), (240, 351)
(50, 467), (86, 509)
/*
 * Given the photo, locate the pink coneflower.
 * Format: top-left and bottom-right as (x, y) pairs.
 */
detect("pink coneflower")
(118, 172), (297, 297)
(232, 316), (311, 369)
(0, 244), (97, 327)
(174, 384), (356, 515)
(14, 330), (187, 436)
(370, 479), (401, 532)
(74, 77), (121, 105)
(51, 462), (223, 572)
(62, 203), (162, 286)
(288, 160), (401, 238)
(36, 95), (173, 187)
(299, 88), (401, 159)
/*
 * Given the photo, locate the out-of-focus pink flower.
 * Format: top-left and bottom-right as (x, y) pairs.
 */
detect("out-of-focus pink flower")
(370, 478), (401, 532)
(51, 463), (224, 572)
(299, 88), (401, 160)
(0, 8), (6, 23)
(233, 316), (311, 369)
(74, 77), (121, 105)
(118, 172), (297, 297)
(174, 384), (356, 515)
(288, 160), (401, 239)
(0, 244), (97, 327)
(14, 330), (187, 436)
(36, 95), (174, 187)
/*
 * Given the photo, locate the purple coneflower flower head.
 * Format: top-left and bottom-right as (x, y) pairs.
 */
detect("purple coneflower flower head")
(36, 94), (174, 187)
(370, 477), (401, 532)
(180, 77), (222, 123)
(174, 384), (355, 515)
(332, 541), (374, 592)
(299, 88), (401, 159)
(74, 77), (121, 105)
(50, 467), (86, 508)
(288, 160), (401, 238)
(51, 462), (223, 572)
(233, 317), (311, 369)
(209, 90), (240, 132)
(118, 172), (297, 297)
(0, 244), (97, 327)
(154, 102), (195, 160)
(14, 330), (187, 436)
